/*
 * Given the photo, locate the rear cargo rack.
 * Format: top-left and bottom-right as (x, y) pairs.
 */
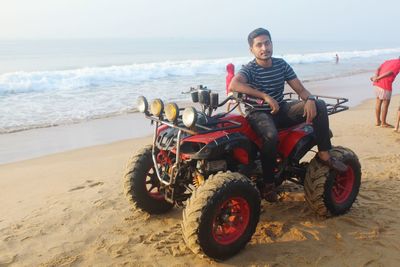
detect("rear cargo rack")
(283, 92), (349, 115)
(241, 92), (349, 116)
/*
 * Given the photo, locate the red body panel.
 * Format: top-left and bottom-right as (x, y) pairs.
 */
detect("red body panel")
(277, 123), (309, 157)
(221, 114), (263, 148)
(232, 147), (249, 165)
(181, 114), (262, 149)
(183, 130), (229, 145)
(157, 124), (169, 135)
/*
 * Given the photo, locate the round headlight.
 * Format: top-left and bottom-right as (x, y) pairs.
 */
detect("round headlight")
(150, 99), (164, 117)
(137, 96), (148, 113)
(182, 107), (198, 128)
(165, 103), (179, 122)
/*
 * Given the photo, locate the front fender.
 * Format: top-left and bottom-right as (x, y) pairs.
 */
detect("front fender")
(181, 132), (252, 160)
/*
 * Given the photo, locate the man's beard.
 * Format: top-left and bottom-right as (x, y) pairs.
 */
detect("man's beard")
(256, 54), (272, 62)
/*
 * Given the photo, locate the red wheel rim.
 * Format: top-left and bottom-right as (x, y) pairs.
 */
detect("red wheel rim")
(145, 166), (164, 200)
(332, 165), (355, 204)
(212, 197), (250, 245)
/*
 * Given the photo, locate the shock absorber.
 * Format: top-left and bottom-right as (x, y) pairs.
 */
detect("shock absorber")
(193, 170), (205, 188)
(193, 160), (205, 188)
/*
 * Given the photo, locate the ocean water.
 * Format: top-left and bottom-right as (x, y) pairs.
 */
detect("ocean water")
(1, 38), (399, 134)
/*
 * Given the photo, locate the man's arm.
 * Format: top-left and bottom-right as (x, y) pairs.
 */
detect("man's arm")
(286, 78), (311, 100)
(229, 73), (280, 114)
(371, 69), (393, 82)
(287, 78), (316, 123)
(375, 71), (394, 81)
(229, 73), (267, 99)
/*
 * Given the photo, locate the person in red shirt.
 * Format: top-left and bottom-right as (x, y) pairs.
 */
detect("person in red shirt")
(370, 57), (400, 127)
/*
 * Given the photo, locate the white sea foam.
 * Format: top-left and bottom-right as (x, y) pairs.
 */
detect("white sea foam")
(0, 58), (246, 95)
(1, 47), (399, 133)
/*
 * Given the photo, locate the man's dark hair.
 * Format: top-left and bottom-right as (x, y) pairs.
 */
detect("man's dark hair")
(248, 28), (271, 47)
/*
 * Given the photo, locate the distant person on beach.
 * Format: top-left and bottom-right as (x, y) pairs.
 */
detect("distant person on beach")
(229, 27), (347, 202)
(370, 57), (400, 127)
(335, 54), (339, 64)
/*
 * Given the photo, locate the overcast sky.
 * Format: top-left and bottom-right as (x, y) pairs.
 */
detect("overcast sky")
(1, 0), (399, 42)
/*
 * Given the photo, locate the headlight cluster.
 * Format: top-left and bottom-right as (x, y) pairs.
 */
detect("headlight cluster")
(136, 96), (197, 128)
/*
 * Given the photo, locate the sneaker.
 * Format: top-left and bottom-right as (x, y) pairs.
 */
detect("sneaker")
(317, 156), (348, 173)
(262, 183), (278, 203)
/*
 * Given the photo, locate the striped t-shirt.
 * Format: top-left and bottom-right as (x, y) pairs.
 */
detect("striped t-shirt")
(238, 57), (297, 109)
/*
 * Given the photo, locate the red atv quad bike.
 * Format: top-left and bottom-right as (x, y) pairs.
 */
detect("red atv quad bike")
(123, 86), (361, 260)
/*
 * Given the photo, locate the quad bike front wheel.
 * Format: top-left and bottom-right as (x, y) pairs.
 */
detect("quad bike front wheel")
(182, 172), (261, 260)
(304, 146), (361, 216)
(123, 145), (174, 214)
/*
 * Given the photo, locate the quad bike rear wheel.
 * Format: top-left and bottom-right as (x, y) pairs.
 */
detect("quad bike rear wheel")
(182, 172), (261, 260)
(123, 145), (174, 214)
(304, 146), (361, 216)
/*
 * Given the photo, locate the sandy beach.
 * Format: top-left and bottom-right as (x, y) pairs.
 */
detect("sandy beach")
(1, 73), (400, 266)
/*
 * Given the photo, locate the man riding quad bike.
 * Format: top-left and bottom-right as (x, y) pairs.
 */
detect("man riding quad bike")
(123, 87), (361, 260)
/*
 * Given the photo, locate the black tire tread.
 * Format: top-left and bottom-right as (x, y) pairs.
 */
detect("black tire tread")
(123, 145), (173, 214)
(304, 146), (361, 216)
(182, 171), (260, 259)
